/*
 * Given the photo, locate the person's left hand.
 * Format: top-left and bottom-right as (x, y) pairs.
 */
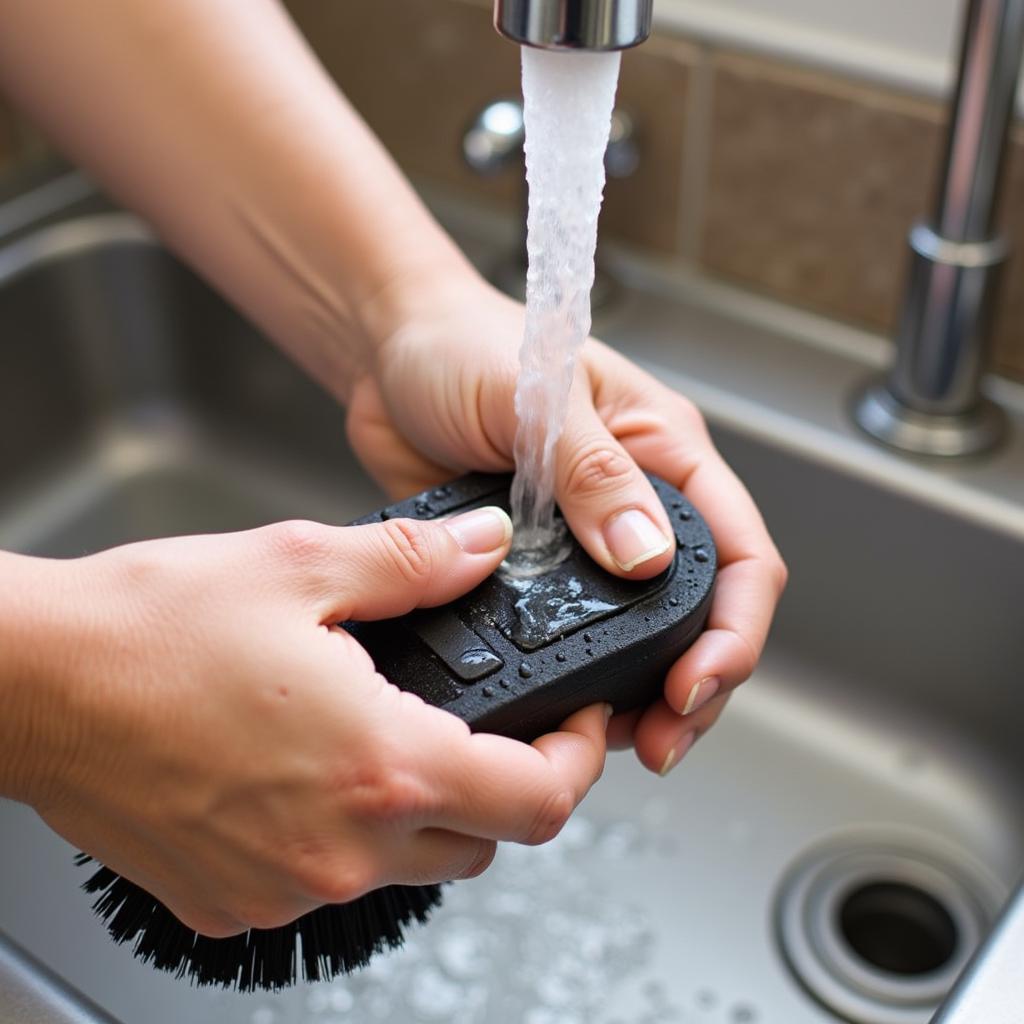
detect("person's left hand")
(349, 270), (787, 775)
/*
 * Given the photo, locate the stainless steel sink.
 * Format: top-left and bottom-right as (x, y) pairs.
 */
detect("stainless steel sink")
(2, 173), (1023, 1024)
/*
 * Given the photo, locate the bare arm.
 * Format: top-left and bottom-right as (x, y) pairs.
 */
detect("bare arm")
(0, 0), (469, 401)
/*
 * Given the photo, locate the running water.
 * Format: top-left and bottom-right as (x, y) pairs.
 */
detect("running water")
(506, 47), (621, 576)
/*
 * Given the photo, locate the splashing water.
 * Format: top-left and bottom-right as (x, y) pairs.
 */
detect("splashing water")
(506, 47), (621, 575)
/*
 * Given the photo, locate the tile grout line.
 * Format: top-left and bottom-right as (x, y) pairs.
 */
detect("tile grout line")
(676, 43), (715, 266)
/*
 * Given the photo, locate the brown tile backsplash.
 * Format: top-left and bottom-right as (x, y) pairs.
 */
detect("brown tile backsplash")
(0, 0), (1023, 381)
(0, 101), (16, 171)
(992, 128), (1024, 381)
(284, 0), (694, 255)
(701, 53), (945, 335)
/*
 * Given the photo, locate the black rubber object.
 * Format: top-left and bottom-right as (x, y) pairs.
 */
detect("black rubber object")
(344, 472), (716, 741)
(77, 471), (715, 990)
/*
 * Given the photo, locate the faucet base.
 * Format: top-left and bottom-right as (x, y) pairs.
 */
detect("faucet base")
(853, 381), (1006, 458)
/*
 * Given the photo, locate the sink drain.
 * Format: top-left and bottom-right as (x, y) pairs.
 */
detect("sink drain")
(774, 830), (1003, 1024)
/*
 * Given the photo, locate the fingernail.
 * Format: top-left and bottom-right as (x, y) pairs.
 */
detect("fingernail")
(659, 731), (696, 777)
(445, 506), (513, 554)
(682, 676), (720, 716)
(603, 509), (672, 572)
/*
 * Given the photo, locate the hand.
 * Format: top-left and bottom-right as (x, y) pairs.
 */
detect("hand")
(350, 272), (787, 775)
(4, 512), (608, 937)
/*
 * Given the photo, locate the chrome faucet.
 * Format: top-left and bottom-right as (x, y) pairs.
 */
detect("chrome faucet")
(854, 0), (1024, 457)
(494, 0), (652, 51)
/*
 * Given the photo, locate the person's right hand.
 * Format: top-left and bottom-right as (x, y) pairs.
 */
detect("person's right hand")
(3, 510), (608, 937)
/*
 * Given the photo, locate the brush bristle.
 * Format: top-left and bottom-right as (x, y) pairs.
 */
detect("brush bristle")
(75, 855), (445, 991)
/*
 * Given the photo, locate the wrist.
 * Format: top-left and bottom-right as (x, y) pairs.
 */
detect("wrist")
(354, 245), (484, 362)
(0, 553), (88, 806)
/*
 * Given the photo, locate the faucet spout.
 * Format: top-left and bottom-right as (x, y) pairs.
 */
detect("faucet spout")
(854, 0), (1024, 457)
(494, 0), (652, 51)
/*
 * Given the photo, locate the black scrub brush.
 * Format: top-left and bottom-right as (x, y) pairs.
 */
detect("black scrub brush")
(74, 853), (443, 991)
(75, 472), (716, 990)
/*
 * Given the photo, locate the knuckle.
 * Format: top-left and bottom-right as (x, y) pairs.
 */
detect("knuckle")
(345, 758), (432, 826)
(233, 901), (296, 932)
(266, 519), (329, 563)
(461, 840), (497, 880)
(525, 787), (575, 846)
(379, 518), (435, 586)
(673, 394), (705, 430)
(730, 630), (761, 683)
(564, 443), (635, 501)
(773, 553), (790, 595)
(173, 906), (243, 939)
(295, 858), (376, 905)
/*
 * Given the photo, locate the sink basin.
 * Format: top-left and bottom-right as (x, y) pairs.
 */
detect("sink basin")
(1, 174), (1023, 1024)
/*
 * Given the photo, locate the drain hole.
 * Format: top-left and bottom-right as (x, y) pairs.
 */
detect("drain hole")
(838, 881), (957, 976)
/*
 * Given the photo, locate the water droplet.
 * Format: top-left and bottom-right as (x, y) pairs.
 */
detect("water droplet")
(671, 501), (682, 509)
(459, 648), (499, 668)
(694, 547), (709, 563)
(499, 678), (511, 689)
(668, 597), (679, 607)
(305, 990), (329, 1014)
(482, 686), (495, 698)
(555, 652), (567, 663)
(679, 509), (692, 521)
(586, 648), (593, 656)
(519, 661), (534, 678)
(328, 985), (355, 1012)
(414, 500), (433, 517)
(432, 487), (451, 500)
(408, 965), (463, 1019)
(583, 632), (593, 642)
(696, 988), (718, 1009)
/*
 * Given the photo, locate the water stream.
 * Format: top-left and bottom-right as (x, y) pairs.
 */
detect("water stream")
(505, 47), (621, 576)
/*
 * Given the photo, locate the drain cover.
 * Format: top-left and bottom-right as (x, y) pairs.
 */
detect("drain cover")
(774, 830), (1004, 1024)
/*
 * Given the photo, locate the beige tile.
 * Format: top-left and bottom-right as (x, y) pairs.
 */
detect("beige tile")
(701, 52), (945, 334)
(284, 0), (693, 254)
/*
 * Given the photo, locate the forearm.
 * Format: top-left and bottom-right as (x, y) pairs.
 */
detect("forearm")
(0, 0), (472, 402)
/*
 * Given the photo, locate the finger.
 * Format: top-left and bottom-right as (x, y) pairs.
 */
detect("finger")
(607, 708), (642, 750)
(346, 379), (457, 498)
(632, 692), (730, 776)
(261, 508), (513, 621)
(553, 374), (675, 580)
(610, 393), (786, 708)
(662, 558), (778, 713)
(419, 703), (610, 845)
(382, 829), (497, 886)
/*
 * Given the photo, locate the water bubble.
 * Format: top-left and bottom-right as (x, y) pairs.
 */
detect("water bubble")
(305, 990), (329, 1014)
(408, 965), (465, 1019)
(555, 652), (567, 663)
(694, 548), (709, 563)
(519, 661), (534, 678)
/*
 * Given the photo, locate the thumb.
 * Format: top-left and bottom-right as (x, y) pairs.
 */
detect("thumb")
(312, 506), (513, 621)
(555, 388), (675, 580)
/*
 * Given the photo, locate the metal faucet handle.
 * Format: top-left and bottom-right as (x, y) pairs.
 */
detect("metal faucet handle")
(463, 99), (638, 178)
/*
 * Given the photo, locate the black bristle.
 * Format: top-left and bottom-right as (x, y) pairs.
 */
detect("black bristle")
(75, 855), (444, 991)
